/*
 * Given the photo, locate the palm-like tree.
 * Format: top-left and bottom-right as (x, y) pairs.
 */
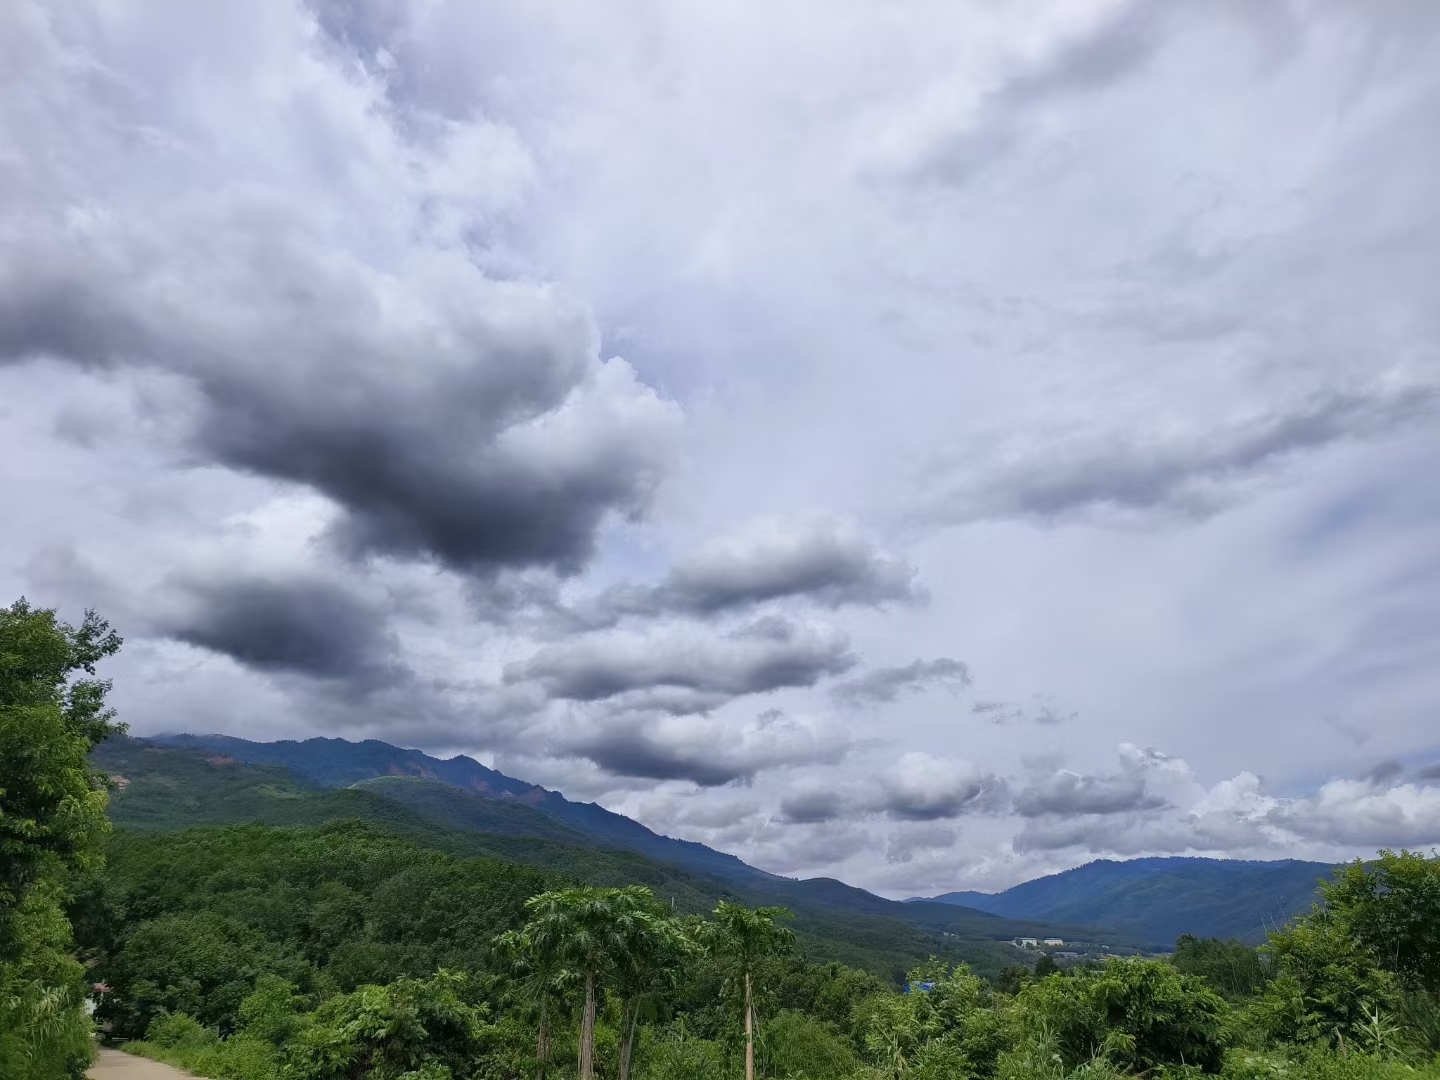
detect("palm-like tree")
(521, 885), (664, 1080)
(705, 902), (796, 1080)
(493, 927), (575, 1080)
(613, 907), (695, 1080)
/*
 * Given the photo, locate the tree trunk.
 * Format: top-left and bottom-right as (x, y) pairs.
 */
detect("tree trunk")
(535, 997), (549, 1080)
(744, 970), (754, 1080)
(579, 970), (597, 1080)
(618, 999), (639, 1080)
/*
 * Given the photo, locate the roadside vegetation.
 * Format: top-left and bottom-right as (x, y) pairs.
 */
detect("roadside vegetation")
(6, 598), (1440, 1079)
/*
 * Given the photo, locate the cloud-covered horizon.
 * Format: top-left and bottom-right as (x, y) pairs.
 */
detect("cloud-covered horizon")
(4, 0), (1440, 894)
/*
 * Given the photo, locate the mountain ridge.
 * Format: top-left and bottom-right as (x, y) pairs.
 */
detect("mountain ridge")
(140, 733), (1338, 951)
(908, 855), (1335, 947)
(95, 734), (1105, 978)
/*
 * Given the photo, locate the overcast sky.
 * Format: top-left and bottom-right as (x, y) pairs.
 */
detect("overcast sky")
(4, 0), (1440, 895)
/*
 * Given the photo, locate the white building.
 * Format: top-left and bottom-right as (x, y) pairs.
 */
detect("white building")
(1043, 938), (1064, 947)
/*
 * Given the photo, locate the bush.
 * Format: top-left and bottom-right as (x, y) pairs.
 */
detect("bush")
(283, 970), (486, 1080)
(146, 1011), (218, 1049)
(636, 1021), (726, 1080)
(759, 1009), (858, 1079)
(1258, 913), (1401, 1048)
(1013, 957), (1231, 1074)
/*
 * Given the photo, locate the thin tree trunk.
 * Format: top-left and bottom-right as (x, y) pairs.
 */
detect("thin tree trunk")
(618, 999), (639, 1080)
(579, 970), (597, 1080)
(744, 970), (754, 1080)
(536, 996), (549, 1080)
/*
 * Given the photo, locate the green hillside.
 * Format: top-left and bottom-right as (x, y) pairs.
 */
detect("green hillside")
(93, 737), (1102, 979)
(916, 856), (1333, 948)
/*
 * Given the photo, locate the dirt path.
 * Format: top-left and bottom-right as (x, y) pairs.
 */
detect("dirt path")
(89, 1046), (199, 1080)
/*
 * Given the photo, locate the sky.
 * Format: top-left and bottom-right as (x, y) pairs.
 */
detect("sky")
(3, 0), (1440, 896)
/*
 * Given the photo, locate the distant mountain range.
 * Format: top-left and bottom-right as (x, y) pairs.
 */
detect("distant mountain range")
(98, 733), (1340, 961)
(909, 856), (1334, 947)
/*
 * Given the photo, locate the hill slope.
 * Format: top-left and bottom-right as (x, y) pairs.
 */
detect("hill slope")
(95, 736), (1111, 978)
(153, 733), (778, 889)
(912, 856), (1334, 947)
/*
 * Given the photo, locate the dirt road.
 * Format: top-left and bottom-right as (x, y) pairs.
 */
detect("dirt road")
(89, 1047), (199, 1080)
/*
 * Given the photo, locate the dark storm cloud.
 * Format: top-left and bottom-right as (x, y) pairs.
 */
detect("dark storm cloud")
(505, 617), (856, 703)
(778, 789), (850, 824)
(926, 386), (1438, 524)
(832, 657), (971, 705)
(158, 575), (403, 684)
(1012, 770), (1167, 817)
(583, 516), (919, 625)
(0, 173), (677, 584)
(1417, 764), (1440, 781)
(569, 710), (849, 786)
(578, 729), (759, 786)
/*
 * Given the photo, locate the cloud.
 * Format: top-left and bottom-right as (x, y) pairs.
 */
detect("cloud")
(922, 385), (1438, 525)
(0, 4), (680, 579)
(778, 788), (851, 824)
(569, 709), (849, 786)
(832, 657), (971, 705)
(588, 515), (919, 623)
(970, 697), (1077, 726)
(1013, 769), (1166, 817)
(885, 822), (960, 865)
(505, 617), (856, 704)
(1363, 759), (1404, 785)
(157, 573), (402, 685)
(876, 752), (1005, 821)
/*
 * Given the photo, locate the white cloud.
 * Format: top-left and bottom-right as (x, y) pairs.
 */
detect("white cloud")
(4, 0), (1440, 897)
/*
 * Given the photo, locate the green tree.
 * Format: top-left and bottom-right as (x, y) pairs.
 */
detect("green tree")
(613, 906), (693, 1080)
(1258, 905), (1401, 1050)
(521, 885), (661, 1080)
(1170, 935), (1267, 999)
(704, 901), (796, 1080)
(0, 599), (122, 1080)
(1013, 957), (1230, 1074)
(1, 599), (122, 938)
(1323, 850), (1440, 994)
(284, 969), (486, 1080)
(494, 926), (576, 1080)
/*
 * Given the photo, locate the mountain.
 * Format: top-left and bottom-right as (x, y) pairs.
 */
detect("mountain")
(96, 734), (1118, 979)
(153, 733), (783, 889)
(910, 856), (1335, 948)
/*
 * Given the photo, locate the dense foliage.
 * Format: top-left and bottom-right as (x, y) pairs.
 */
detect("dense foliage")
(1, 599), (123, 1080)
(77, 817), (1440, 1080)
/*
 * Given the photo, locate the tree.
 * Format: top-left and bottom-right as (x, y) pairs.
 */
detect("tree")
(612, 905), (693, 1080)
(1013, 957), (1230, 1074)
(284, 970), (486, 1080)
(0, 599), (122, 1080)
(520, 885), (662, 1080)
(1, 599), (123, 935)
(1170, 935), (1267, 999)
(1258, 904), (1401, 1049)
(493, 927), (576, 1080)
(1323, 850), (1440, 994)
(704, 902), (796, 1080)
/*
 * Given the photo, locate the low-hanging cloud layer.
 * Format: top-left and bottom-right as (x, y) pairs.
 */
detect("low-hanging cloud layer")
(4, 0), (1440, 895)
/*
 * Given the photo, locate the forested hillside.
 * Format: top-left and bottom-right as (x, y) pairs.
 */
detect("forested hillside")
(916, 857), (1333, 947)
(93, 735), (1099, 979)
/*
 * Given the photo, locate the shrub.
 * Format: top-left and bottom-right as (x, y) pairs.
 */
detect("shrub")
(1013, 957), (1231, 1074)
